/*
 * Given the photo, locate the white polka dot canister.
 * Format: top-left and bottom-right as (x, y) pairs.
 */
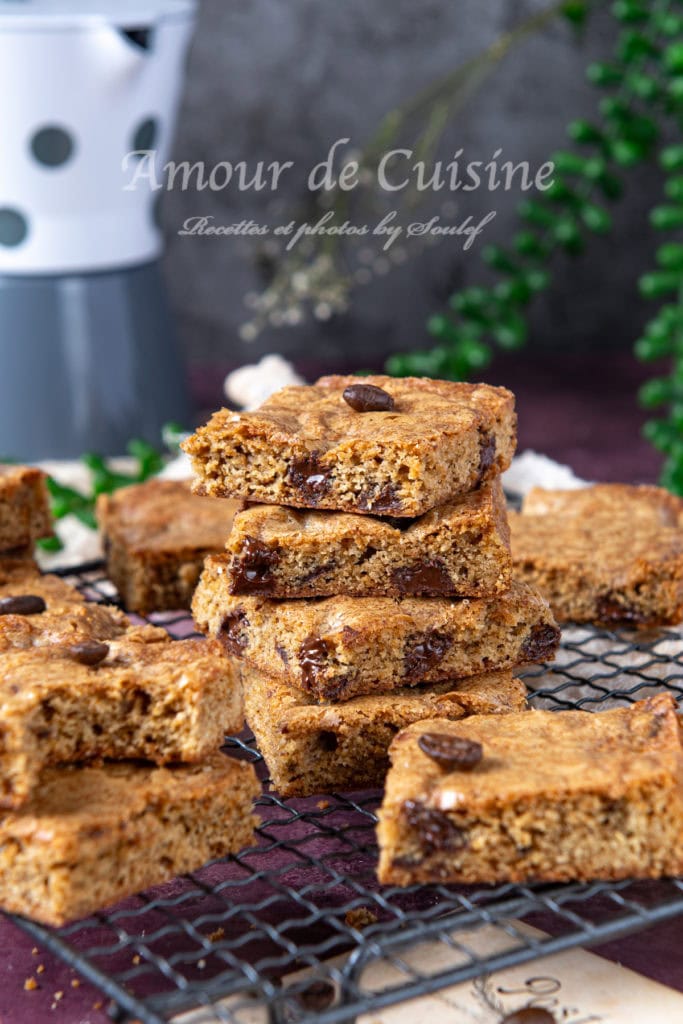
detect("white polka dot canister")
(0, 0), (196, 273)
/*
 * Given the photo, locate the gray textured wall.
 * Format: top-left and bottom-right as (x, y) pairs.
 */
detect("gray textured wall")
(161, 0), (665, 373)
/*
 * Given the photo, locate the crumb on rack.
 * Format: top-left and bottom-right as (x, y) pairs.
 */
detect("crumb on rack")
(24, 977), (38, 991)
(71, 979), (80, 988)
(344, 907), (378, 930)
(208, 927), (225, 943)
(317, 799), (330, 810)
(36, 964), (45, 974)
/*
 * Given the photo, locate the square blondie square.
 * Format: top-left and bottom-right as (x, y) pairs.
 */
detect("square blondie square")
(0, 753), (260, 926)
(511, 483), (683, 626)
(0, 558), (136, 652)
(224, 477), (511, 599)
(243, 666), (527, 797)
(183, 376), (516, 517)
(377, 693), (683, 886)
(194, 566), (559, 702)
(0, 635), (243, 809)
(96, 479), (239, 613)
(0, 465), (52, 553)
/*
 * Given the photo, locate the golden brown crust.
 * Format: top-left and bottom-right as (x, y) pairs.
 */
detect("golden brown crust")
(511, 484), (683, 625)
(243, 666), (527, 796)
(377, 693), (683, 885)
(0, 465), (53, 552)
(183, 376), (516, 517)
(96, 480), (238, 613)
(0, 753), (260, 925)
(225, 477), (511, 599)
(193, 567), (559, 701)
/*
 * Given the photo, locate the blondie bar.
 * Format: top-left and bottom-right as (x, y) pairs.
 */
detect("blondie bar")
(183, 376), (516, 517)
(377, 693), (683, 886)
(0, 465), (52, 552)
(0, 635), (243, 808)
(511, 484), (683, 625)
(0, 558), (137, 651)
(224, 478), (511, 599)
(194, 565), (559, 701)
(243, 666), (526, 796)
(97, 479), (238, 613)
(0, 753), (259, 925)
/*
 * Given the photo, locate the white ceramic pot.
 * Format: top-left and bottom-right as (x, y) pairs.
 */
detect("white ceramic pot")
(0, 0), (196, 274)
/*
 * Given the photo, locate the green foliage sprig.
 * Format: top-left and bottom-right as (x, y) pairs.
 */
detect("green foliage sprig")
(37, 438), (165, 552)
(387, 0), (683, 489)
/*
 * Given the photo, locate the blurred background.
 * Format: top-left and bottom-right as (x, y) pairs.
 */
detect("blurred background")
(2, 0), (682, 481)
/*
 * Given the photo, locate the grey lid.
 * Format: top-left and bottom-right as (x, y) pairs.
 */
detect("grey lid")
(0, 1), (196, 30)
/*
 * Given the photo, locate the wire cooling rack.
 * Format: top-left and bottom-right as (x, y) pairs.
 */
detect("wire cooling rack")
(5, 559), (683, 1024)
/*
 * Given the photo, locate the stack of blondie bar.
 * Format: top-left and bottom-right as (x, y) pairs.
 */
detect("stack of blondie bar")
(186, 375), (560, 796)
(0, 465), (259, 926)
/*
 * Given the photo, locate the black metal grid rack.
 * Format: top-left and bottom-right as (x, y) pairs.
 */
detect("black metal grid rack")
(5, 560), (683, 1024)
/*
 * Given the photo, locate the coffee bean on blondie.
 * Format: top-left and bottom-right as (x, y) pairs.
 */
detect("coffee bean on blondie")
(68, 641), (110, 666)
(417, 732), (483, 770)
(342, 383), (395, 412)
(0, 594), (46, 616)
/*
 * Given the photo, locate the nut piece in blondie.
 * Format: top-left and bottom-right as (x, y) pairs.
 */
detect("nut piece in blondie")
(194, 565), (559, 701)
(0, 465), (52, 552)
(243, 666), (526, 796)
(96, 480), (238, 613)
(224, 478), (511, 599)
(377, 693), (683, 886)
(183, 376), (516, 517)
(0, 753), (259, 925)
(0, 636), (243, 808)
(511, 484), (683, 625)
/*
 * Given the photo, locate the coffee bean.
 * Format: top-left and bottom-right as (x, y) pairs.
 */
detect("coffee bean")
(417, 732), (483, 770)
(342, 383), (395, 412)
(501, 1009), (556, 1024)
(0, 594), (46, 616)
(68, 641), (110, 666)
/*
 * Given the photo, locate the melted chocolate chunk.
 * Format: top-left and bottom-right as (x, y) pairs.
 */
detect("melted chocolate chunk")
(379, 514), (417, 532)
(519, 623), (561, 663)
(317, 730), (338, 752)
(292, 979), (336, 1012)
(299, 635), (330, 689)
(358, 482), (402, 514)
(392, 560), (453, 596)
(404, 632), (451, 678)
(477, 432), (497, 483)
(286, 452), (331, 505)
(417, 732), (483, 770)
(68, 641), (110, 666)
(596, 593), (646, 625)
(218, 610), (249, 656)
(342, 383), (395, 412)
(403, 800), (467, 854)
(300, 560), (336, 585)
(501, 1010), (556, 1024)
(0, 594), (46, 616)
(232, 536), (279, 592)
